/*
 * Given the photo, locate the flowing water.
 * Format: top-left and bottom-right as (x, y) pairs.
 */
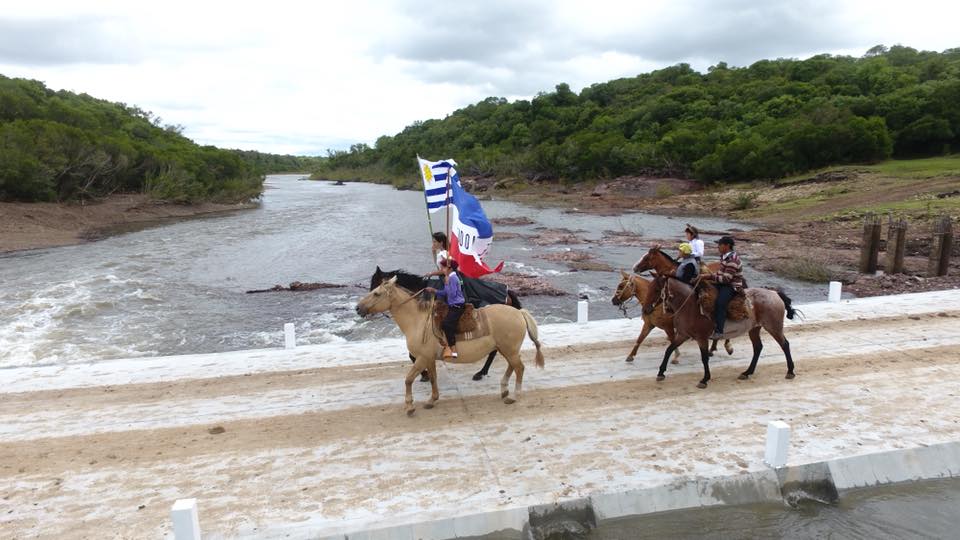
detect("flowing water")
(0, 174), (824, 368)
(589, 477), (960, 539)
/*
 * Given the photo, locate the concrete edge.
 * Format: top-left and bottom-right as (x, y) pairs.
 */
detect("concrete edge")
(321, 440), (960, 540)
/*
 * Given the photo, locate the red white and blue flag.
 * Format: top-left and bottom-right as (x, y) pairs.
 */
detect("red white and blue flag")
(418, 157), (503, 278)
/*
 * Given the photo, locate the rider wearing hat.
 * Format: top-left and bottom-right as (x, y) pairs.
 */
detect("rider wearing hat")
(675, 242), (699, 284)
(702, 236), (743, 339)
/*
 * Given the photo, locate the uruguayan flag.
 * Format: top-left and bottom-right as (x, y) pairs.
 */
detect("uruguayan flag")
(417, 157), (501, 277)
(419, 157), (456, 213)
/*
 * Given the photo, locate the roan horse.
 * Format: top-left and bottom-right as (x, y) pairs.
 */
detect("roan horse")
(648, 274), (798, 388)
(356, 276), (544, 415)
(611, 270), (732, 363)
(370, 267), (521, 381)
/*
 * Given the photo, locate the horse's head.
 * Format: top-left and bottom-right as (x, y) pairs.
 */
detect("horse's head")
(632, 245), (678, 275)
(611, 269), (635, 306)
(356, 276), (397, 317)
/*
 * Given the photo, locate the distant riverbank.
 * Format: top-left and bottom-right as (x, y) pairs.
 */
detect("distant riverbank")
(0, 194), (259, 253)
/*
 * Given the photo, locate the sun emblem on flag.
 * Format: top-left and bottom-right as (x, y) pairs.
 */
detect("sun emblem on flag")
(422, 163), (433, 181)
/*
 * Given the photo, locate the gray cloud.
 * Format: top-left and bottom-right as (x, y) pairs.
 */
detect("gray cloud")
(0, 16), (141, 65)
(375, 0), (870, 98)
(596, 0), (864, 66)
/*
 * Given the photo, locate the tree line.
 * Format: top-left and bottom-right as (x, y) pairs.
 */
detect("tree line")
(0, 75), (318, 203)
(316, 45), (960, 187)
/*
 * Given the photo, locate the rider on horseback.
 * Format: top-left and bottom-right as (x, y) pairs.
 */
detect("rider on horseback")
(425, 259), (465, 359)
(703, 236), (744, 340)
(684, 224), (705, 266)
(676, 243), (699, 284)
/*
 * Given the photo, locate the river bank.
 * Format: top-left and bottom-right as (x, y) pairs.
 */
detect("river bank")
(467, 156), (960, 296)
(0, 194), (259, 254)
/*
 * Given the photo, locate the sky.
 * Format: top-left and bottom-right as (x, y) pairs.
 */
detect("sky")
(1, 0), (958, 156)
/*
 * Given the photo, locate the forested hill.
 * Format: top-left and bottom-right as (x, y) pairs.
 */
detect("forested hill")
(319, 45), (960, 187)
(0, 74), (318, 203)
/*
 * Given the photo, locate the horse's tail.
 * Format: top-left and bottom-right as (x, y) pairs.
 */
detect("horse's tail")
(776, 289), (802, 320)
(507, 289), (522, 310)
(519, 309), (544, 368)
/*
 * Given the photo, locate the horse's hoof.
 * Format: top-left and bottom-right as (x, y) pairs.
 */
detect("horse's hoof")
(406, 408), (416, 417)
(424, 402), (435, 409)
(697, 382), (708, 389)
(625, 356), (634, 363)
(503, 397), (516, 405)
(738, 373), (749, 380)
(472, 372), (484, 381)
(656, 375), (665, 382)
(671, 358), (680, 364)
(707, 351), (714, 358)
(420, 375), (430, 382)
(786, 373), (796, 379)
(501, 390), (509, 398)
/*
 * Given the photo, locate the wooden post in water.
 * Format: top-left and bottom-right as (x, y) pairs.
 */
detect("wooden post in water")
(859, 213), (882, 274)
(885, 214), (907, 274)
(928, 215), (954, 277)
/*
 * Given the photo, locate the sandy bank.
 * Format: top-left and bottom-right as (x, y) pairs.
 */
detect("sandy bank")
(0, 194), (258, 253)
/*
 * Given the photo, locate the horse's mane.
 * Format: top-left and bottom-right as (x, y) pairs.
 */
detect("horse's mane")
(652, 246), (679, 265)
(370, 268), (427, 293)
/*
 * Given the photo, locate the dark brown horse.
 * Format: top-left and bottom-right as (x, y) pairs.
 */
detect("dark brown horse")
(649, 274), (798, 388)
(612, 270), (734, 363)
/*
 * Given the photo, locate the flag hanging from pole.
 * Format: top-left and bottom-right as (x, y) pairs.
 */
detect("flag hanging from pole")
(418, 157), (503, 278)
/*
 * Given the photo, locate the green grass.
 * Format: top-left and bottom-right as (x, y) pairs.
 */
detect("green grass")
(776, 154), (960, 185)
(861, 154), (960, 178)
(772, 258), (836, 282)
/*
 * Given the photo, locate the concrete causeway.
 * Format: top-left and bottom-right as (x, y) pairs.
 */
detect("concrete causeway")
(2, 289), (960, 538)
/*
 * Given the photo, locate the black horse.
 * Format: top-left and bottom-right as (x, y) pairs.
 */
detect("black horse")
(369, 266), (522, 381)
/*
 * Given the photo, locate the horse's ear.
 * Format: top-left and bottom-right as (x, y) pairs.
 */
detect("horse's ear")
(620, 269), (629, 278)
(375, 265), (382, 275)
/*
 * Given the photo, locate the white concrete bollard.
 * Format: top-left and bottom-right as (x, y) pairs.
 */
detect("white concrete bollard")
(283, 323), (296, 349)
(828, 281), (842, 303)
(171, 498), (201, 540)
(577, 300), (588, 323)
(764, 420), (791, 468)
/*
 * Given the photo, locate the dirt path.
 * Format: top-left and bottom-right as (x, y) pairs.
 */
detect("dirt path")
(2, 311), (960, 539)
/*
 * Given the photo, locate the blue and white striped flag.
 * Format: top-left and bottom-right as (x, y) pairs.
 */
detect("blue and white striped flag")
(419, 157), (455, 213)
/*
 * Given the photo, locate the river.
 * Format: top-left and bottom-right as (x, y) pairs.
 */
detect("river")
(0, 174), (823, 368)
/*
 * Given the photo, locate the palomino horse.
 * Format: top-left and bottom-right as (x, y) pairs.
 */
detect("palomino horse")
(356, 276), (544, 416)
(370, 267), (520, 381)
(650, 274), (798, 388)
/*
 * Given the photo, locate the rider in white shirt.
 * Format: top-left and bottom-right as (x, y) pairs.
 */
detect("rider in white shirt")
(685, 224), (705, 263)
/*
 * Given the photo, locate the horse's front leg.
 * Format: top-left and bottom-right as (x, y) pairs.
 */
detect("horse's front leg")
(739, 327), (763, 380)
(404, 356), (432, 416)
(473, 350), (497, 380)
(658, 337), (688, 381)
(627, 319), (654, 362)
(697, 338), (711, 388)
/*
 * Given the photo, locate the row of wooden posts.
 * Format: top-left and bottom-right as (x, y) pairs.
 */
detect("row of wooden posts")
(859, 213), (954, 276)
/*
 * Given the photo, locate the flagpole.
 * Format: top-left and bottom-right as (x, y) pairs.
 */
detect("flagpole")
(417, 155), (435, 240)
(445, 165), (452, 260)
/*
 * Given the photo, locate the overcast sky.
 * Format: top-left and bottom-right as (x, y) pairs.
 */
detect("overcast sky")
(1, 0), (957, 155)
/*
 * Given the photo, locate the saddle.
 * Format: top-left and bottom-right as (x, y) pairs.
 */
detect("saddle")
(696, 285), (750, 321)
(433, 302), (484, 338)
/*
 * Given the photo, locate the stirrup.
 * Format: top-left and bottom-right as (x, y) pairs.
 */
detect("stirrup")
(442, 347), (454, 359)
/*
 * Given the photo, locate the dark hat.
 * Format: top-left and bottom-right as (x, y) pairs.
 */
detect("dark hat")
(716, 236), (735, 247)
(443, 259), (459, 271)
(684, 224), (699, 237)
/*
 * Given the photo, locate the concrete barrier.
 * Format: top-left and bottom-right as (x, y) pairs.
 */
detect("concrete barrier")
(828, 281), (842, 302)
(284, 323), (296, 349)
(577, 300), (588, 323)
(329, 440), (960, 540)
(171, 498), (201, 540)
